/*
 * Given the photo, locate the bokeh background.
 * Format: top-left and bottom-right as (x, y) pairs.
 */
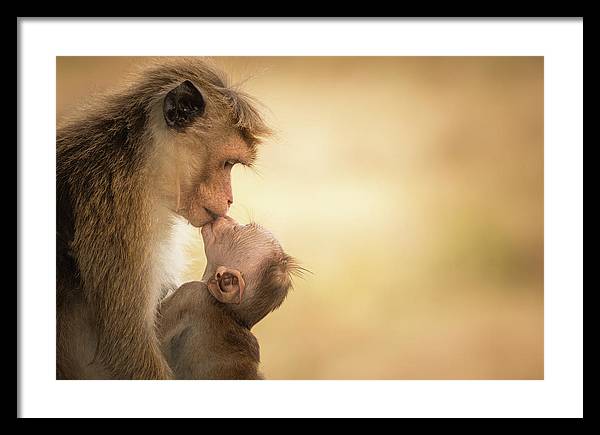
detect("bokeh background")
(57, 57), (543, 379)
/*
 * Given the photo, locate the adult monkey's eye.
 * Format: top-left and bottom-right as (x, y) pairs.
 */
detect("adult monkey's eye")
(224, 160), (236, 170)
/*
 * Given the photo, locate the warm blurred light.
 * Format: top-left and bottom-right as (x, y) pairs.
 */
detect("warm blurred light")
(57, 56), (544, 379)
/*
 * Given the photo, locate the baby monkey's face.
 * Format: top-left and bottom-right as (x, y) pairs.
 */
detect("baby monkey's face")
(200, 217), (296, 327)
(201, 216), (281, 275)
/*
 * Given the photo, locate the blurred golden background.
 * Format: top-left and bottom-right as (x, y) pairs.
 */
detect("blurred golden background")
(57, 57), (543, 379)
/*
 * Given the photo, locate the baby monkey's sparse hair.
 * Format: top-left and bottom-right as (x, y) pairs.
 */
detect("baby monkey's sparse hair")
(244, 252), (301, 327)
(201, 217), (302, 329)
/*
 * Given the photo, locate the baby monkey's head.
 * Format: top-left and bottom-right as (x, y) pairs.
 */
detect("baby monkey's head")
(200, 216), (299, 328)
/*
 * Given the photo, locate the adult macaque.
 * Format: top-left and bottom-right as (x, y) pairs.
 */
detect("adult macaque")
(159, 216), (300, 379)
(56, 58), (271, 379)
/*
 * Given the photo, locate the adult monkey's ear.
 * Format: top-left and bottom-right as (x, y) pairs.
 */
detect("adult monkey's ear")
(163, 80), (206, 129)
(207, 266), (246, 304)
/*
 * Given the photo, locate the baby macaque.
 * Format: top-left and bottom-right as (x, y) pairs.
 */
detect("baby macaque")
(159, 216), (299, 379)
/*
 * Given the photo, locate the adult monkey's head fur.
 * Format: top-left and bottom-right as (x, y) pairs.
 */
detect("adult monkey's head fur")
(56, 57), (271, 379)
(59, 57), (271, 228)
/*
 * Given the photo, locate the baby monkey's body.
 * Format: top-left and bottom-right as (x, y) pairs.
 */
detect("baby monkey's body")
(159, 217), (299, 379)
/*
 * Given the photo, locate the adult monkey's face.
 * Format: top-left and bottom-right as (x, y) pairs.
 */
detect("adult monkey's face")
(179, 134), (254, 228)
(160, 79), (262, 228)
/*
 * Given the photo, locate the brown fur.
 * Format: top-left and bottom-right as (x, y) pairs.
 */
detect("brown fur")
(56, 58), (271, 379)
(159, 282), (263, 380)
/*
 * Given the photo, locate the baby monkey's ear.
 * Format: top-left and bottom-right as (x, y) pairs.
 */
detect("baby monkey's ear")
(207, 266), (245, 304)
